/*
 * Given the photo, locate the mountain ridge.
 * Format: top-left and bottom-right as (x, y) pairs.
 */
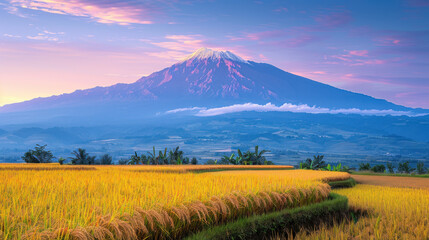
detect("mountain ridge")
(0, 48), (424, 116)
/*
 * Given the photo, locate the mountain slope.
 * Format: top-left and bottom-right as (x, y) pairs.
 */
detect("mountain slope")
(0, 48), (418, 117)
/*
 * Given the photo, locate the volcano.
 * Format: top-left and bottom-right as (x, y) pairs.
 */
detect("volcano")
(0, 48), (423, 124)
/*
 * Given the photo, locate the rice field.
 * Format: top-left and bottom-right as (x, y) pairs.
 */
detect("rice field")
(0, 165), (348, 239)
(286, 184), (429, 240)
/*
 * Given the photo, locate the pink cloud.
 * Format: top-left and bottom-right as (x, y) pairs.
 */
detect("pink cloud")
(375, 36), (404, 46)
(145, 35), (253, 61)
(8, 0), (153, 25)
(348, 50), (368, 57)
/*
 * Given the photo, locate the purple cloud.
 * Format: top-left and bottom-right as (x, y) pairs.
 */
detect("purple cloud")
(7, 0), (158, 25)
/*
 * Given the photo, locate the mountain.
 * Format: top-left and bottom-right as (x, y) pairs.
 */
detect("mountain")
(0, 48), (419, 118)
(1, 48), (428, 164)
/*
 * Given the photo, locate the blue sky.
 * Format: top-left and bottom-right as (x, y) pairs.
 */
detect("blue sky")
(0, 0), (428, 108)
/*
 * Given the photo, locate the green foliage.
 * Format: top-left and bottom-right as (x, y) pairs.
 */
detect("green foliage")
(99, 154), (113, 165)
(168, 146), (184, 164)
(58, 157), (66, 165)
(359, 163), (371, 171)
(398, 161), (415, 174)
(21, 144), (55, 163)
(128, 152), (141, 165)
(371, 164), (386, 173)
(69, 148), (96, 165)
(191, 157), (198, 165)
(299, 155), (327, 170)
(323, 163), (351, 172)
(118, 159), (129, 165)
(206, 159), (217, 165)
(416, 161), (427, 174)
(186, 193), (348, 240)
(235, 146), (270, 165)
(386, 162), (395, 173)
(328, 178), (356, 188)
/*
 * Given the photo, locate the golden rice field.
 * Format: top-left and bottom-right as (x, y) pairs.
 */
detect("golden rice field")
(0, 165), (349, 239)
(0, 163), (294, 172)
(288, 184), (429, 240)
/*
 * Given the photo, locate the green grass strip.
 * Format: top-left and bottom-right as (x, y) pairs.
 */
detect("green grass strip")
(350, 171), (429, 178)
(328, 178), (356, 188)
(185, 193), (348, 240)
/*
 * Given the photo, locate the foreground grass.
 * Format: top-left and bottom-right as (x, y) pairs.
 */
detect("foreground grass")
(0, 165), (348, 239)
(281, 184), (429, 239)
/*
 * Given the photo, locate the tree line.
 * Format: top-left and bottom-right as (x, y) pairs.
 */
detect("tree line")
(358, 161), (428, 174)
(21, 145), (272, 165)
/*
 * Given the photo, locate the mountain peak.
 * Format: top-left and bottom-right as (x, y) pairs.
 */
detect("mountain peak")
(181, 48), (247, 63)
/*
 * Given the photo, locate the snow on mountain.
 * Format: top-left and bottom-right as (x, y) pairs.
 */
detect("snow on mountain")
(180, 47), (247, 63)
(0, 48), (420, 117)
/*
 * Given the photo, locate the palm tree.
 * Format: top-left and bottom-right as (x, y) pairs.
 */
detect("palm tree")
(158, 148), (168, 165)
(128, 152), (141, 165)
(221, 153), (239, 165)
(70, 148), (95, 165)
(168, 146), (183, 164)
(299, 155), (327, 170)
(147, 146), (157, 165)
(237, 146), (269, 165)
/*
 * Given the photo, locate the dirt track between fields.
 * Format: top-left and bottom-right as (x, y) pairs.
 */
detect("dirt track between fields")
(352, 175), (429, 189)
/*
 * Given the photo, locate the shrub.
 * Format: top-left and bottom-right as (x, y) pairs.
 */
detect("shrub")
(371, 164), (386, 173)
(206, 159), (217, 165)
(99, 154), (113, 165)
(118, 159), (129, 165)
(359, 163), (371, 171)
(191, 157), (198, 165)
(58, 157), (66, 165)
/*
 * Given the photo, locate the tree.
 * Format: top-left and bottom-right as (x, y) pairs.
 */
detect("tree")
(70, 148), (96, 165)
(191, 157), (198, 165)
(221, 153), (238, 165)
(371, 164), (386, 173)
(299, 155), (327, 170)
(168, 146), (184, 165)
(147, 146), (158, 165)
(159, 148), (168, 165)
(237, 146), (269, 165)
(99, 154), (113, 165)
(58, 157), (66, 165)
(118, 159), (129, 165)
(416, 161), (427, 174)
(386, 162), (395, 173)
(206, 159), (217, 165)
(398, 161), (415, 174)
(21, 144), (55, 163)
(359, 163), (371, 171)
(128, 152), (141, 165)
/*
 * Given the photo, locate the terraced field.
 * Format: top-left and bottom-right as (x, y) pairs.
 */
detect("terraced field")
(0, 164), (348, 239)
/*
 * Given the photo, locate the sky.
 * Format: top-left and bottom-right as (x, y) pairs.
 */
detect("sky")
(0, 0), (428, 108)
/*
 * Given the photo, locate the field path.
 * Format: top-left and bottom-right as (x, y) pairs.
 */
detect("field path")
(352, 175), (429, 189)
